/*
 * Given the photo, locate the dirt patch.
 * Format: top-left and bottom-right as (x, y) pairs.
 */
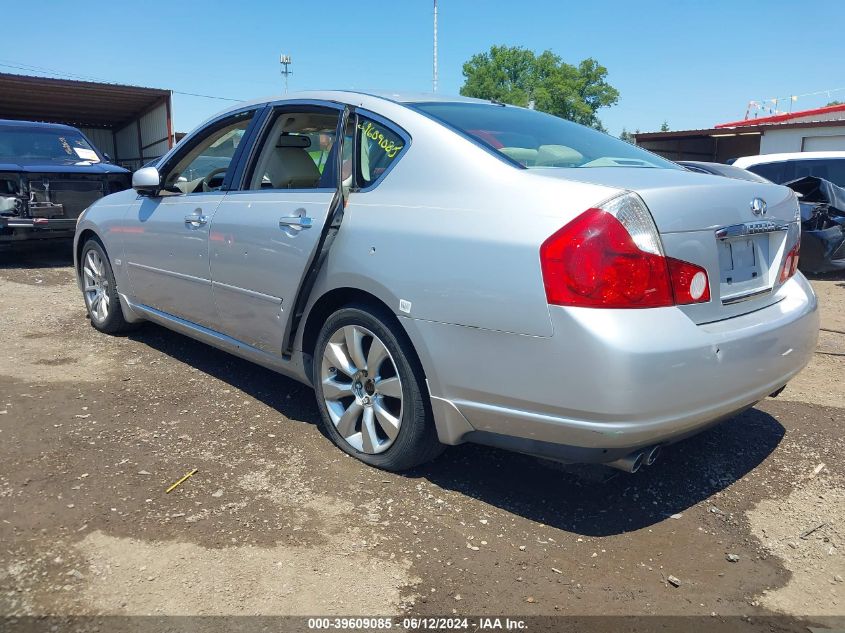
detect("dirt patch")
(0, 278), (113, 382)
(69, 530), (417, 616)
(778, 276), (845, 409)
(747, 473), (845, 615)
(1, 246), (844, 622)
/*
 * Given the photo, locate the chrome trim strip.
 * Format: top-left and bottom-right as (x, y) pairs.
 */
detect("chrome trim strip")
(211, 280), (282, 304)
(126, 261), (210, 286)
(721, 287), (774, 306)
(715, 221), (789, 240)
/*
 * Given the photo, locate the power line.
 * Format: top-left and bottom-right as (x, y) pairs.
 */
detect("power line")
(0, 60), (243, 102)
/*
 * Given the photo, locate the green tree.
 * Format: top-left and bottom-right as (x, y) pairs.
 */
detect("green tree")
(827, 100), (843, 106)
(619, 128), (637, 144)
(660, 120), (670, 132)
(460, 45), (619, 130)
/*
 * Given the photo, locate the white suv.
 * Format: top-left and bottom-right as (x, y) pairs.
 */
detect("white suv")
(733, 151), (845, 186)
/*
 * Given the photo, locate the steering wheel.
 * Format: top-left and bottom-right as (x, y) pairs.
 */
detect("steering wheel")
(201, 167), (229, 192)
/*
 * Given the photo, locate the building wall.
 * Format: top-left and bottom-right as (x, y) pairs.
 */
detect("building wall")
(80, 127), (116, 158)
(112, 100), (171, 170)
(637, 134), (760, 162)
(761, 125), (845, 154)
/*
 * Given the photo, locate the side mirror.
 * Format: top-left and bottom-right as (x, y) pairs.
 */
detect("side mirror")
(132, 166), (161, 195)
(102, 153), (112, 163)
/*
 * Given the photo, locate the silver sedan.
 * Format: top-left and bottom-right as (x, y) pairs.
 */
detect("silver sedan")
(74, 91), (819, 472)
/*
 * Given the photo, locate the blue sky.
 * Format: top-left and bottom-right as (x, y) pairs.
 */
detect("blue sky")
(3, 0), (845, 135)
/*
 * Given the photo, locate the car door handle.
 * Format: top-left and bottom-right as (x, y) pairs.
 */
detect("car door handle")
(279, 215), (313, 229)
(184, 213), (208, 227)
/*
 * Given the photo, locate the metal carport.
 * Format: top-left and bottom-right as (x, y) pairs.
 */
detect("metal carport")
(0, 73), (174, 170)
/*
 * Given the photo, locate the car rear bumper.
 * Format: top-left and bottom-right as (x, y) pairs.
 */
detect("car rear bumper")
(411, 274), (819, 462)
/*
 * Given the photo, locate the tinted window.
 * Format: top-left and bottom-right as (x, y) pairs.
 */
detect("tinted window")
(357, 116), (405, 188)
(247, 109), (340, 190)
(747, 159), (845, 187)
(412, 102), (678, 170)
(0, 126), (101, 163)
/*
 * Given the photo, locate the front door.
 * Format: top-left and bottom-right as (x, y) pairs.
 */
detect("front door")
(209, 105), (343, 353)
(122, 110), (255, 329)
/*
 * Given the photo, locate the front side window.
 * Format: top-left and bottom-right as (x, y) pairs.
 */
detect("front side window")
(162, 112), (253, 194)
(412, 102), (678, 170)
(246, 109), (340, 190)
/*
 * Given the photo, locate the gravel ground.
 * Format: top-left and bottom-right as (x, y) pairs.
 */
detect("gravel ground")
(0, 240), (843, 628)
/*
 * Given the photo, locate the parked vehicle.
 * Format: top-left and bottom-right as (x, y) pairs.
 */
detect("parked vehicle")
(784, 176), (845, 273)
(0, 120), (130, 243)
(678, 160), (772, 183)
(733, 151), (845, 187)
(74, 91), (819, 472)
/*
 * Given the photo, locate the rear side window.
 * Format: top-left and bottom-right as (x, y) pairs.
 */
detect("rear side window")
(748, 159), (845, 187)
(356, 116), (405, 188)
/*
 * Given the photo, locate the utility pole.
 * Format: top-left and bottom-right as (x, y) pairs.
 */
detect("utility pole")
(280, 54), (292, 94)
(432, 0), (438, 93)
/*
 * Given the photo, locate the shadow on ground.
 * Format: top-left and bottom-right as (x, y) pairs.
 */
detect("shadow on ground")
(0, 239), (74, 268)
(129, 320), (785, 538)
(418, 409), (783, 536)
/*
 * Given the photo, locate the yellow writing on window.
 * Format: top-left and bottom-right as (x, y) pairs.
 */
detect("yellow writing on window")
(358, 122), (403, 159)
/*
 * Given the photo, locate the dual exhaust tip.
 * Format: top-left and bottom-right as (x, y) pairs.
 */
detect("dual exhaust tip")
(608, 445), (662, 473)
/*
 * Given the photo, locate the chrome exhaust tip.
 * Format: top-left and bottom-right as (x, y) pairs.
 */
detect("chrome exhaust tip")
(645, 445), (662, 466)
(608, 451), (645, 473)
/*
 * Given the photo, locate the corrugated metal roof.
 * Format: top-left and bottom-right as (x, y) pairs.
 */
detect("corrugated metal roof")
(0, 73), (171, 129)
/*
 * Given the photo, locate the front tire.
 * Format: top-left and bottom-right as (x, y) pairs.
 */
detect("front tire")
(80, 238), (134, 334)
(313, 304), (443, 471)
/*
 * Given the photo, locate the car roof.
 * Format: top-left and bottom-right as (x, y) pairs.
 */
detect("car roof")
(207, 90), (497, 122)
(733, 151), (845, 167)
(0, 118), (80, 131)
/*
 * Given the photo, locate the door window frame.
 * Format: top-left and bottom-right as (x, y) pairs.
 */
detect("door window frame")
(154, 105), (264, 197)
(230, 100), (346, 194)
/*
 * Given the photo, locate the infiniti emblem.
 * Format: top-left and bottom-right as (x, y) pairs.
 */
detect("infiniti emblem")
(750, 197), (767, 216)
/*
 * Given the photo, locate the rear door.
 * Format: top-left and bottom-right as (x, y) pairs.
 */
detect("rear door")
(208, 102), (344, 354)
(122, 109), (257, 329)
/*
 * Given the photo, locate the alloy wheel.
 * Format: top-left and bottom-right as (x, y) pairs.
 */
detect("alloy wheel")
(320, 325), (403, 454)
(82, 249), (110, 323)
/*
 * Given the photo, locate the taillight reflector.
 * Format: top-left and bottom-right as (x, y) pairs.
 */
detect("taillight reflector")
(779, 241), (800, 283)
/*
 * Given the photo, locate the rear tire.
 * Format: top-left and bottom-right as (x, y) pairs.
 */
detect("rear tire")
(80, 238), (136, 335)
(313, 303), (443, 471)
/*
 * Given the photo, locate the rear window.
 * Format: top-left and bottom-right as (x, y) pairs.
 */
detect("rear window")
(0, 126), (101, 163)
(411, 102), (678, 170)
(747, 159), (845, 187)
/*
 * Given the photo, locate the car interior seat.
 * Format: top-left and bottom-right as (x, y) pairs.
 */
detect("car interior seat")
(262, 141), (321, 189)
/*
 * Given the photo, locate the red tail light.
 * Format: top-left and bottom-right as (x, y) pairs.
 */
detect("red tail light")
(779, 241), (800, 283)
(540, 194), (710, 309)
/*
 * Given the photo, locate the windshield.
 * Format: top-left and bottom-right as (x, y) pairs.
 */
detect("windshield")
(0, 126), (101, 164)
(411, 102), (678, 170)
